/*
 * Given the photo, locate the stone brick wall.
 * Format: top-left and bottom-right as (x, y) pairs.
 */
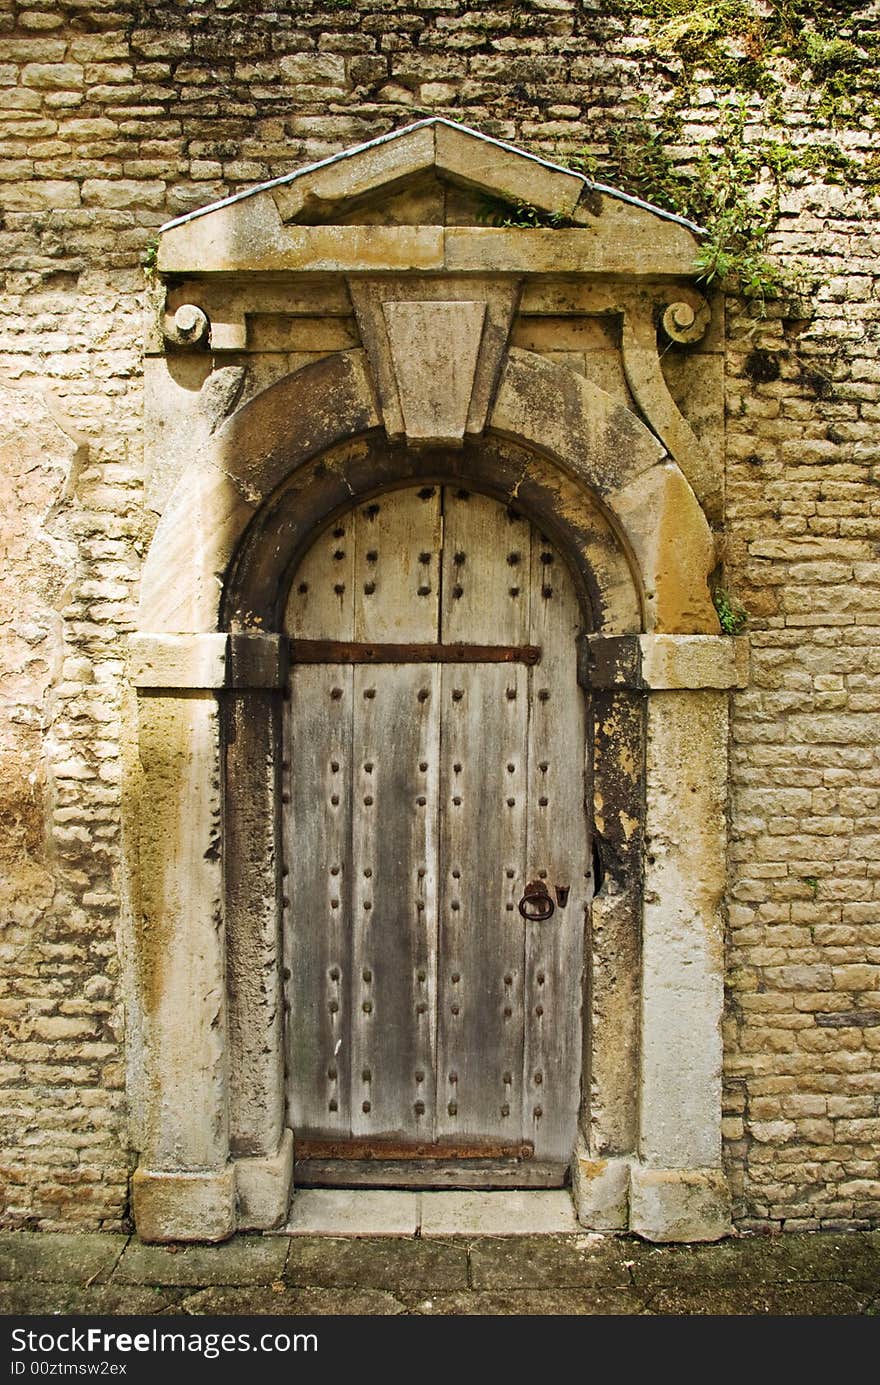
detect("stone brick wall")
(1, 0), (877, 1231)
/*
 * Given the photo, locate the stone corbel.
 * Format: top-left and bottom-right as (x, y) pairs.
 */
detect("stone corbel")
(156, 301), (248, 354)
(349, 277), (520, 445)
(620, 290), (723, 523)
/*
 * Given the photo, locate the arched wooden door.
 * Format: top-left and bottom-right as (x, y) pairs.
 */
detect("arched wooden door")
(282, 484), (591, 1186)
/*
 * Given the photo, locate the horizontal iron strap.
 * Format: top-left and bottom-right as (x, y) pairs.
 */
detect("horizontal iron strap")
(289, 639), (541, 665)
(295, 1138), (535, 1162)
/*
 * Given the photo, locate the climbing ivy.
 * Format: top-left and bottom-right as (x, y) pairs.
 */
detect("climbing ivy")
(563, 103), (810, 310)
(572, 0), (878, 306)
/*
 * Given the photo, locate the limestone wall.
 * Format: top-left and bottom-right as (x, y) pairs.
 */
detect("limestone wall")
(1, 1), (878, 1232)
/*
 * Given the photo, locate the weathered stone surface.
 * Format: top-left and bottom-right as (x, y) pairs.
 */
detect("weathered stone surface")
(3, 10), (880, 1243)
(630, 1167), (732, 1244)
(234, 1131), (294, 1233)
(129, 633), (228, 689)
(606, 462), (719, 633)
(284, 1235), (468, 1292)
(572, 1149), (632, 1232)
(585, 635), (748, 690)
(132, 693), (227, 1183)
(434, 119), (584, 217)
(0, 1282), (184, 1315)
(468, 1233), (631, 1289)
(0, 1232), (127, 1283)
(131, 1168), (235, 1246)
(116, 1230), (286, 1284)
(349, 275), (518, 440)
(177, 1285), (406, 1314)
(412, 1288), (648, 1314)
(381, 298), (485, 443)
(621, 296), (722, 521)
(639, 692), (729, 1177)
(272, 123), (435, 224)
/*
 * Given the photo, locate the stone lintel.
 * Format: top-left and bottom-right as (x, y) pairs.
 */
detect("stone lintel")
(159, 225), (699, 279)
(582, 634), (748, 691)
(234, 1129), (294, 1232)
(132, 1165), (236, 1244)
(130, 633), (286, 690)
(628, 1165), (732, 1244)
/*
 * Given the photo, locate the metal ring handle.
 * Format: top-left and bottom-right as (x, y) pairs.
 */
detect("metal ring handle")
(518, 883), (555, 922)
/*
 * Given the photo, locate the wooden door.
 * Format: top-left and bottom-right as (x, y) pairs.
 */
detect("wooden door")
(282, 485), (590, 1186)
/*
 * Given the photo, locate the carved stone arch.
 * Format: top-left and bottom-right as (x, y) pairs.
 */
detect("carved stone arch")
(139, 348), (717, 638)
(130, 119), (746, 1246)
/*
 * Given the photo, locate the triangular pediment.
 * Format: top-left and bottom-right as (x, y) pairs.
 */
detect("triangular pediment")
(157, 118), (703, 276)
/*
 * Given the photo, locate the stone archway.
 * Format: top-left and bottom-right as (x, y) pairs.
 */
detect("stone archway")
(130, 360), (743, 1246)
(129, 118), (746, 1244)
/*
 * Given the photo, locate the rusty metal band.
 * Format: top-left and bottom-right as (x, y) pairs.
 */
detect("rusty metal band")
(289, 640), (541, 665)
(294, 1138), (535, 1161)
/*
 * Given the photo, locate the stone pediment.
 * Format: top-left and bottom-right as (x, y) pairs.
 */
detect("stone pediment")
(157, 117), (704, 277)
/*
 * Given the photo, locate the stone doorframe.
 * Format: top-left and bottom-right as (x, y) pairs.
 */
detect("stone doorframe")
(127, 120), (747, 1244)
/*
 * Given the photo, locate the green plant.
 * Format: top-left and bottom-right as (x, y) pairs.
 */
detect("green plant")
(563, 102), (816, 312)
(475, 194), (572, 229)
(142, 239), (158, 281)
(712, 586), (749, 634)
(802, 876), (820, 896)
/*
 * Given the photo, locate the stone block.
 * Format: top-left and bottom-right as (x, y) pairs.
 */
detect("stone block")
(21, 63), (84, 90)
(571, 1146), (631, 1231)
(234, 1129), (294, 1231)
(132, 1166), (236, 1244)
(629, 1166), (732, 1243)
(129, 633), (228, 689)
(381, 298), (486, 444)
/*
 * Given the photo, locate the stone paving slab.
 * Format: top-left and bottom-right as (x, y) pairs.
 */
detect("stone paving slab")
(412, 1288), (648, 1315)
(0, 1232), (128, 1284)
(420, 1189), (579, 1236)
(284, 1236), (469, 1292)
(176, 1285), (407, 1315)
(279, 1190), (419, 1237)
(468, 1234), (631, 1290)
(0, 1282), (184, 1315)
(114, 1234), (288, 1286)
(0, 1228), (876, 1316)
(644, 1283), (873, 1315)
(625, 1230), (880, 1290)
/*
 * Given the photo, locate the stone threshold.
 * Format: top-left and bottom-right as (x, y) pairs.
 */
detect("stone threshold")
(272, 1188), (580, 1237)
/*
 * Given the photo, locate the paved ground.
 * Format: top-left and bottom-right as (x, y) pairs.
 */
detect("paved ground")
(0, 1222), (878, 1316)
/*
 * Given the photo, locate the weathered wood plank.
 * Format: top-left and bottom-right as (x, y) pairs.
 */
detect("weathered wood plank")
(284, 510), (355, 640)
(349, 664), (440, 1141)
(294, 1160), (567, 1188)
(353, 486), (441, 642)
(436, 662), (528, 1145)
(282, 482), (589, 1180)
(524, 535), (590, 1162)
(294, 1137), (534, 1160)
(441, 487), (532, 645)
(284, 664), (354, 1138)
(284, 521), (354, 1138)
